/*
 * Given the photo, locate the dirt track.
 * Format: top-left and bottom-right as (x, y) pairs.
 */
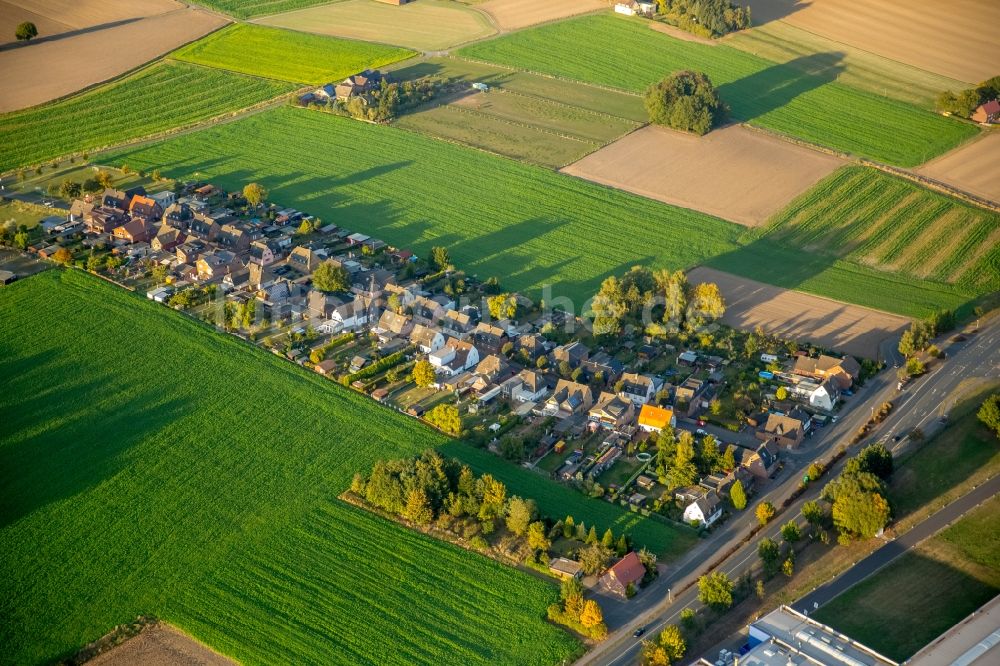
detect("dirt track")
(749, 0), (1000, 84)
(561, 124), (843, 227)
(688, 266), (909, 359)
(0, 1), (226, 112)
(479, 0), (606, 31)
(917, 132), (1000, 204)
(87, 625), (235, 666)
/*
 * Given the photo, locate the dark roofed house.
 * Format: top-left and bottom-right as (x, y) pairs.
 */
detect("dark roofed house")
(599, 551), (646, 597)
(151, 226), (186, 253)
(112, 219), (154, 244)
(554, 340), (589, 368)
(86, 206), (126, 234)
(756, 410), (810, 448)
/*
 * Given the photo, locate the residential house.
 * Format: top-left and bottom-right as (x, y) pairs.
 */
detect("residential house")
(739, 441), (779, 480)
(374, 310), (414, 341)
(161, 202), (193, 229)
(677, 350), (699, 366)
(554, 341), (589, 368)
(102, 186), (144, 212)
(410, 323), (445, 353)
(675, 377), (706, 404)
(582, 351), (624, 383)
(808, 378), (840, 412)
(792, 354), (861, 390)
(442, 309), (474, 339)
(543, 379), (594, 419)
(589, 392), (636, 430)
(176, 240), (206, 265)
(318, 295), (376, 334)
(637, 404), (676, 432)
(429, 339), (480, 377)
(151, 226), (186, 253)
(599, 551), (646, 597)
(700, 467), (753, 499)
(971, 99), (1000, 124)
(635, 475), (657, 492)
(473, 321), (507, 355)
(128, 195), (162, 222)
(196, 250), (239, 281)
(756, 410), (810, 448)
(618, 372), (663, 405)
(335, 69), (386, 99)
(475, 354), (510, 385)
(517, 333), (546, 361)
(112, 219), (153, 244)
(248, 240), (279, 266)
(314, 359), (338, 376)
(510, 369), (548, 403)
(186, 213), (220, 242)
(86, 207), (126, 234)
(683, 490), (722, 528)
(150, 191), (176, 209)
(215, 224), (252, 254)
(549, 558), (583, 581)
(288, 245), (323, 273)
(384, 283), (417, 309)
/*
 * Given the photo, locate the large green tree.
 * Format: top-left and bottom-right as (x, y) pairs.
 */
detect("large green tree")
(978, 393), (1000, 439)
(311, 260), (350, 292)
(15, 21), (37, 41)
(697, 571), (734, 611)
(644, 70), (728, 135)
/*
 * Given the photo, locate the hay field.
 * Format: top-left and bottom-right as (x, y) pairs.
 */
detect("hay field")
(561, 124), (844, 226)
(172, 23), (414, 85)
(687, 266), (909, 358)
(256, 0), (496, 51)
(917, 132), (1000, 204)
(88, 625), (235, 666)
(478, 0), (607, 31)
(0, 269), (581, 665)
(750, 0), (1000, 84)
(0, 6), (227, 112)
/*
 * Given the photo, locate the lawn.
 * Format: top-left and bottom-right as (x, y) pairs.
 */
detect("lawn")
(813, 495), (1000, 661)
(0, 270), (579, 665)
(0, 61), (294, 173)
(758, 167), (1000, 297)
(172, 23), (414, 85)
(443, 443), (698, 561)
(102, 106), (745, 304)
(457, 14), (976, 166)
(256, 0), (496, 52)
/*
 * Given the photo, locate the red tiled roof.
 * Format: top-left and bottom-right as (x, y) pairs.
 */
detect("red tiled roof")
(607, 551), (645, 587)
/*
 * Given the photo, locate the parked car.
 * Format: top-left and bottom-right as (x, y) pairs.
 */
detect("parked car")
(633, 627), (645, 638)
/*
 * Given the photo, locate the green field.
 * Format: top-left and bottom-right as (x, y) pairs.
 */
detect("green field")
(0, 270), (580, 665)
(443, 444), (697, 560)
(172, 23), (414, 85)
(102, 106), (744, 302)
(814, 495), (1000, 661)
(0, 61), (294, 173)
(759, 167), (1000, 296)
(188, 0), (334, 19)
(257, 0), (497, 51)
(458, 14), (976, 166)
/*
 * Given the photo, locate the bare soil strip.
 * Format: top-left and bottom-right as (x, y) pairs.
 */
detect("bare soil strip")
(749, 0), (1000, 84)
(687, 266), (910, 359)
(87, 624), (236, 666)
(916, 133), (1000, 205)
(0, 7), (227, 112)
(561, 124), (844, 227)
(478, 0), (606, 32)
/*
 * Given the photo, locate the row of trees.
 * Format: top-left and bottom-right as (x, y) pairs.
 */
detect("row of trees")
(591, 265), (726, 337)
(548, 577), (608, 640)
(654, 0), (751, 38)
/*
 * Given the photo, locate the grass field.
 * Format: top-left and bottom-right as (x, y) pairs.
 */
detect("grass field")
(726, 21), (969, 109)
(189, 0), (334, 19)
(0, 61), (294, 173)
(172, 23), (414, 85)
(0, 269), (581, 665)
(102, 106), (744, 302)
(442, 444), (698, 560)
(457, 14), (976, 166)
(256, 0), (496, 51)
(759, 167), (1000, 297)
(813, 495), (1000, 661)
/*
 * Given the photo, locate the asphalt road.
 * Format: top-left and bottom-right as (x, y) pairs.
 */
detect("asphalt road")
(581, 317), (1000, 666)
(793, 473), (1000, 613)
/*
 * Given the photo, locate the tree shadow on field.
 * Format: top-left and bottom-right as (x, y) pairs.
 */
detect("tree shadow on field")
(0, 17), (144, 50)
(0, 350), (188, 528)
(720, 51), (846, 123)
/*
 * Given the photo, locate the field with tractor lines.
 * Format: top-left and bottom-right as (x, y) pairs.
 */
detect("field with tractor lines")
(0, 61), (294, 173)
(172, 23), (414, 85)
(190, 0), (334, 19)
(0, 270), (581, 665)
(458, 14), (976, 166)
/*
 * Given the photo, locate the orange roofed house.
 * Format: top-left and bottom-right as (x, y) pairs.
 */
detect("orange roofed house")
(792, 354), (861, 390)
(971, 99), (999, 124)
(599, 551), (646, 597)
(637, 404), (676, 432)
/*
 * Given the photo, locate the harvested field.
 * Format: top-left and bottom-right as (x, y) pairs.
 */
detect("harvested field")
(0, 0), (182, 41)
(917, 133), (1000, 204)
(562, 124), (844, 227)
(687, 267), (909, 359)
(88, 624), (235, 666)
(750, 0), (1000, 84)
(0, 5), (227, 112)
(478, 0), (606, 31)
(256, 0), (496, 51)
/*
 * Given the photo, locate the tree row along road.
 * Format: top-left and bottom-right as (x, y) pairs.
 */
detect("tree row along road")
(580, 316), (1000, 666)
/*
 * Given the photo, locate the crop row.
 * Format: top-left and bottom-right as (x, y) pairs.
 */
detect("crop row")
(0, 61), (294, 173)
(458, 14), (976, 166)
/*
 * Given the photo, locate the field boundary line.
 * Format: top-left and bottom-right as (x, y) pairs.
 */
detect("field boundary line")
(450, 54), (644, 98)
(862, 160), (1000, 214)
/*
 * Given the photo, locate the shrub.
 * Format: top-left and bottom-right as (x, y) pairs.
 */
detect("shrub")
(644, 71), (727, 135)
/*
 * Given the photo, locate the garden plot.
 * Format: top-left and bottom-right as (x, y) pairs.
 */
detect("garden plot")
(562, 124), (844, 227)
(917, 132), (1000, 204)
(0, 3), (226, 112)
(256, 0), (496, 51)
(687, 266), (910, 359)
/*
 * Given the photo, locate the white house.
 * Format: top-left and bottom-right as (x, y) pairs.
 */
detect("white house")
(614, 2), (635, 16)
(511, 369), (549, 403)
(808, 379), (840, 412)
(618, 372), (662, 405)
(410, 324), (445, 353)
(317, 296), (376, 334)
(429, 339), (480, 377)
(150, 190), (177, 209)
(683, 491), (723, 528)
